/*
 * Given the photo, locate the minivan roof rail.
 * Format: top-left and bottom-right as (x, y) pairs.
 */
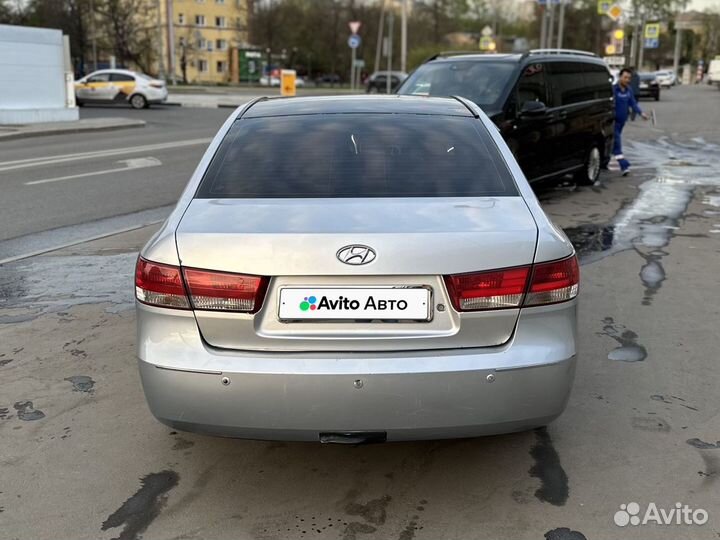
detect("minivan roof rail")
(524, 48), (597, 58)
(422, 50), (489, 63)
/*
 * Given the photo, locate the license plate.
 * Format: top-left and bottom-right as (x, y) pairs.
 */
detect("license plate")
(278, 287), (431, 321)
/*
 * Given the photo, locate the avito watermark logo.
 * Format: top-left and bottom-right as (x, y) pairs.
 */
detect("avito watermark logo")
(614, 502), (708, 527)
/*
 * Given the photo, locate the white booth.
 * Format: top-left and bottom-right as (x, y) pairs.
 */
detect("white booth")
(0, 24), (79, 124)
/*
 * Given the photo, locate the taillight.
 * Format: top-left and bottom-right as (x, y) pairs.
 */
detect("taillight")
(524, 255), (579, 306)
(183, 268), (268, 313)
(443, 255), (579, 312)
(444, 266), (531, 311)
(135, 258), (190, 309)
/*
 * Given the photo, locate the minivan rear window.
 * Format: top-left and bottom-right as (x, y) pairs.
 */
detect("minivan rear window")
(398, 61), (516, 109)
(196, 114), (518, 198)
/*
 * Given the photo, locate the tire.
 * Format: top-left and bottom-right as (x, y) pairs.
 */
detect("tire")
(129, 93), (148, 109)
(574, 145), (602, 186)
(654, 93), (660, 101)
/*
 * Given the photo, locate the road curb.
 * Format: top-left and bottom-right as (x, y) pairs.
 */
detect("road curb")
(164, 101), (246, 109)
(0, 119), (147, 141)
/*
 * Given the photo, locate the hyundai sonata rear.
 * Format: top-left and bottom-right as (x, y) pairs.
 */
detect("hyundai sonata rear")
(136, 95), (578, 442)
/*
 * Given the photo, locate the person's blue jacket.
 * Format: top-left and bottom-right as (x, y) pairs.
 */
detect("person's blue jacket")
(614, 84), (642, 124)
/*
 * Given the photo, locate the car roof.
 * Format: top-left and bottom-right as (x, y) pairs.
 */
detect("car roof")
(242, 95), (475, 118)
(87, 69), (139, 77)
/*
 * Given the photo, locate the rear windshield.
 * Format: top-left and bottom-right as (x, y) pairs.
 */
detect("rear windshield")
(398, 61), (516, 109)
(196, 114), (517, 198)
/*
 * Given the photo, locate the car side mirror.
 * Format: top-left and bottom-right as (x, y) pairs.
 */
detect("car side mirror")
(520, 101), (547, 116)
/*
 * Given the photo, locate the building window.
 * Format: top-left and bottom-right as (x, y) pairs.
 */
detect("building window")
(197, 37), (207, 49)
(216, 39), (227, 51)
(216, 61), (227, 73)
(215, 0), (225, 4)
(195, 14), (205, 26)
(179, 37), (186, 46)
(195, 0), (206, 3)
(178, 13), (185, 24)
(198, 59), (208, 72)
(207, 41), (214, 51)
(215, 16), (226, 27)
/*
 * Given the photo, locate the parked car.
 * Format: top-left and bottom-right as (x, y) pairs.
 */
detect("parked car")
(259, 75), (280, 87)
(365, 71), (408, 93)
(315, 73), (342, 86)
(397, 49), (614, 185)
(637, 72), (661, 100)
(707, 59), (720, 88)
(75, 69), (167, 109)
(654, 70), (677, 87)
(135, 95), (579, 443)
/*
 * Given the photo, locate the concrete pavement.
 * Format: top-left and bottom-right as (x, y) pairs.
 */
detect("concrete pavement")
(1, 84), (719, 540)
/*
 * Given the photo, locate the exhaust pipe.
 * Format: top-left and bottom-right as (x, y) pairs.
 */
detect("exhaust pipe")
(319, 431), (387, 445)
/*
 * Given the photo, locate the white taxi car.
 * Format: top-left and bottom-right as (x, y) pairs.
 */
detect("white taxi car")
(75, 69), (168, 109)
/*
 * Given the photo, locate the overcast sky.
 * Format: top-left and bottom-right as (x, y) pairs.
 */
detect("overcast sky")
(690, 0), (720, 10)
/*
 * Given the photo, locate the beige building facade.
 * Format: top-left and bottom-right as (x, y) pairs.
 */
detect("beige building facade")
(157, 0), (251, 84)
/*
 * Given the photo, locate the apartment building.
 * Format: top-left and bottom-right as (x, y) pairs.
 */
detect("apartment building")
(158, 0), (251, 84)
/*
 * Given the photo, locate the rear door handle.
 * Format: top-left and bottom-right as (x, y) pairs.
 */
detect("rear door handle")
(557, 110), (568, 119)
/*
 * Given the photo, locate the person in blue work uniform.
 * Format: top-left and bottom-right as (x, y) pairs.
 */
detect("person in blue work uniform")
(614, 68), (648, 175)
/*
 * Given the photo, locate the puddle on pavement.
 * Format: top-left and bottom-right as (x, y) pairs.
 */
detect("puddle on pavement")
(564, 137), (720, 305)
(0, 253), (136, 323)
(597, 317), (647, 362)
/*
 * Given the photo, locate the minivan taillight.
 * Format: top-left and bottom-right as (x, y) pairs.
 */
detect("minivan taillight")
(183, 268), (268, 313)
(443, 255), (579, 312)
(135, 258), (190, 309)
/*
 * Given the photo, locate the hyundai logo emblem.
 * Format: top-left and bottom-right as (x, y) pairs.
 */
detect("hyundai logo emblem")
(336, 245), (377, 266)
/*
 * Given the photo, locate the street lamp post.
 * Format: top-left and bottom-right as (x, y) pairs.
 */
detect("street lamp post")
(386, 9), (394, 94)
(400, 0), (407, 73)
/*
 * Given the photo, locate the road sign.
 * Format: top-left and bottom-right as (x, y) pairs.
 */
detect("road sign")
(479, 36), (494, 51)
(613, 29), (624, 40)
(598, 0), (610, 14)
(607, 4), (622, 21)
(481, 25), (493, 37)
(348, 34), (361, 49)
(644, 37), (659, 49)
(281, 69), (296, 97)
(349, 21), (361, 34)
(353, 59), (365, 68)
(605, 44), (616, 55)
(644, 23), (660, 39)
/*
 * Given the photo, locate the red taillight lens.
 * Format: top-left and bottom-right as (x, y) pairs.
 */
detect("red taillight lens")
(444, 266), (531, 311)
(135, 258), (190, 309)
(183, 268), (268, 313)
(443, 255), (579, 312)
(524, 255), (579, 307)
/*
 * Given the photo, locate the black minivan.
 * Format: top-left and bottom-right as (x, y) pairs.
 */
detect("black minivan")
(397, 49), (614, 185)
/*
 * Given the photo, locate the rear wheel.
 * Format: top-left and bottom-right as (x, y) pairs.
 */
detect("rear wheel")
(574, 145), (601, 186)
(130, 93), (148, 109)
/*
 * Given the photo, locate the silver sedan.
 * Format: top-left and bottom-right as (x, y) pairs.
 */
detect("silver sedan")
(135, 95), (579, 442)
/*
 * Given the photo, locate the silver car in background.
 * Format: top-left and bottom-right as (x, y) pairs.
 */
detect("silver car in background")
(135, 95), (579, 443)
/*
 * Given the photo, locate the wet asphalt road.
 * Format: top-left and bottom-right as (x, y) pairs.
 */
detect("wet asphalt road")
(1, 84), (720, 540)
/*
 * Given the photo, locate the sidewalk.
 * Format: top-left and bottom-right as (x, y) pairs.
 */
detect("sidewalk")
(165, 86), (359, 108)
(0, 116), (146, 141)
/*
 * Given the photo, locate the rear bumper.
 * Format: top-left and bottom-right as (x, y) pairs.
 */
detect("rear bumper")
(137, 301), (577, 442)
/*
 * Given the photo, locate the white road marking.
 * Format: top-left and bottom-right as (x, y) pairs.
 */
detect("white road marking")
(0, 138), (210, 173)
(25, 157), (162, 186)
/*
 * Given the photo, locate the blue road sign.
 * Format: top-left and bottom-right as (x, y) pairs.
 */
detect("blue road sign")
(644, 38), (659, 49)
(348, 34), (361, 49)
